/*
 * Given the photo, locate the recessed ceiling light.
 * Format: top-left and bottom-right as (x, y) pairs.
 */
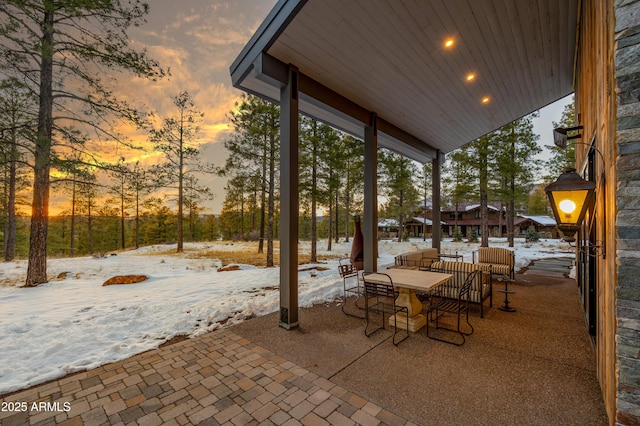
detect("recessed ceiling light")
(466, 73), (475, 82)
(482, 96), (490, 104)
(444, 38), (455, 48)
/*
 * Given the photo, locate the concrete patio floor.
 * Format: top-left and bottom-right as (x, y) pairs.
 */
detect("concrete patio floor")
(0, 259), (608, 425)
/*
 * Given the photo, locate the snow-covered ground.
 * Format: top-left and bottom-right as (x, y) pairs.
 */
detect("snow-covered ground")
(0, 238), (574, 395)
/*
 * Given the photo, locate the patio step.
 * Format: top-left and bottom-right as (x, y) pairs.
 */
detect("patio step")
(523, 257), (574, 278)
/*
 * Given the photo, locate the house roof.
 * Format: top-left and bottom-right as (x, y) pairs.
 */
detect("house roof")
(442, 202), (502, 212)
(408, 217), (447, 226)
(378, 218), (399, 228)
(230, 0), (578, 163)
(518, 215), (557, 226)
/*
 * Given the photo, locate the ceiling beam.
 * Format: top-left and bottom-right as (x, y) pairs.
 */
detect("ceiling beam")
(251, 52), (437, 161)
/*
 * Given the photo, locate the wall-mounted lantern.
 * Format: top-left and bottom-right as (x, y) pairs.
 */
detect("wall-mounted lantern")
(553, 125), (583, 148)
(545, 167), (596, 242)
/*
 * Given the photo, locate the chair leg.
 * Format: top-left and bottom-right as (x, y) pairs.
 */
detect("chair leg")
(426, 305), (471, 346)
(343, 295), (365, 318)
(464, 308), (474, 335)
(364, 301), (384, 337)
(343, 278), (365, 319)
(392, 309), (409, 346)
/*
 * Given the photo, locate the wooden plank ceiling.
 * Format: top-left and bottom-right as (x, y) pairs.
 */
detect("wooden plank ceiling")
(231, 0), (578, 162)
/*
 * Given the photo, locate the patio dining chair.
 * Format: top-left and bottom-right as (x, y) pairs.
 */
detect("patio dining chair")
(425, 269), (478, 346)
(338, 258), (364, 318)
(362, 272), (409, 346)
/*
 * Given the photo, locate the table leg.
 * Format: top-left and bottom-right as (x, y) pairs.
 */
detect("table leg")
(389, 288), (426, 332)
(498, 279), (516, 312)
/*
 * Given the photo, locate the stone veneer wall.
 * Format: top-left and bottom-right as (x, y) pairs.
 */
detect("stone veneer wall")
(615, 0), (640, 423)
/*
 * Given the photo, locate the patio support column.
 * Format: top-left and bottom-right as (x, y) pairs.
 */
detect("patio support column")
(279, 64), (299, 329)
(432, 152), (441, 252)
(363, 113), (378, 272)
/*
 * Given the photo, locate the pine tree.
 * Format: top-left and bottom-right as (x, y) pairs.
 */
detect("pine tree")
(0, 1), (165, 285)
(339, 135), (364, 242)
(149, 91), (210, 253)
(222, 95), (279, 266)
(75, 174), (98, 255)
(379, 150), (420, 242)
(442, 147), (476, 235)
(417, 162), (432, 241)
(299, 117), (321, 261)
(0, 77), (33, 261)
(55, 154), (95, 256)
(492, 113), (542, 246)
(299, 117), (340, 259)
(546, 99), (577, 180)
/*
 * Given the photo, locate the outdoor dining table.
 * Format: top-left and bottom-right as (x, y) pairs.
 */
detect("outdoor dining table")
(365, 268), (453, 332)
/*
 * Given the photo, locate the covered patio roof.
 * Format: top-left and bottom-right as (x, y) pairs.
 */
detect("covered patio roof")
(229, 0), (579, 329)
(231, 0), (578, 163)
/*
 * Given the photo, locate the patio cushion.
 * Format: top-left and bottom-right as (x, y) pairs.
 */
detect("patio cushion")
(478, 263), (512, 276)
(477, 247), (515, 266)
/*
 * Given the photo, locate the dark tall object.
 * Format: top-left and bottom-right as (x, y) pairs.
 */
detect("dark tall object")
(350, 215), (364, 270)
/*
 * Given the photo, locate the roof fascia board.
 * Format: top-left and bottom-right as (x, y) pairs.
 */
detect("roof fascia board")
(378, 118), (437, 160)
(230, 0), (308, 87)
(254, 53), (371, 124)
(299, 72), (371, 125)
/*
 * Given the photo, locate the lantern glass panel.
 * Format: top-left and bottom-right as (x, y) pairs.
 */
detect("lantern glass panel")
(550, 189), (591, 225)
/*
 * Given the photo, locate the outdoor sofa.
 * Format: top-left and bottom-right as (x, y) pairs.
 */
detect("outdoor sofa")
(472, 247), (516, 280)
(392, 248), (439, 270)
(427, 261), (492, 318)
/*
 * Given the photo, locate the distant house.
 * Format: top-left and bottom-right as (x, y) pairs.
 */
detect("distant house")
(377, 218), (398, 239)
(440, 203), (506, 237)
(404, 217), (446, 238)
(516, 215), (558, 238)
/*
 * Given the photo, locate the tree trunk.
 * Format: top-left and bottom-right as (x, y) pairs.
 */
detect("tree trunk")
(453, 203), (459, 240)
(189, 207), (195, 241)
(311, 182), (317, 262)
(311, 124), (319, 259)
(70, 179), (76, 257)
(26, 6), (54, 286)
(397, 189), (404, 242)
(3, 135), (17, 261)
(499, 200), (504, 237)
(334, 189), (339, 244)
(327, 199), (332, 252)
(266, 130), (275, 267)
(423, 174), (428, 242)
(176, 120), (184, 253)
(480, 148), (489, 247)
(258, 133), (267, 254)
(508, 178), (515, 247)
(251, 186), (257, 234)
(88, 192), (94, 254)
(240, 188), (245, 240)
(344, 175), (350, 242)
(508, 131), (515, 247)
(120, 178), (125, 250)
(135, 189), (139, 249)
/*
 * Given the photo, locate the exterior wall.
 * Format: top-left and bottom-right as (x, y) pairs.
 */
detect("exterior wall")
(614, 0), (640, 423)
(578, 0), (640, 423)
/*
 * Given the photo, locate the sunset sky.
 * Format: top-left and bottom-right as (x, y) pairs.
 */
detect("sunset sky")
(74, 0), (279, 215)
(78, 0), (569, 215)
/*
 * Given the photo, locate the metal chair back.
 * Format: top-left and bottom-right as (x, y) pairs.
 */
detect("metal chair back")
(362, 273), (409, 345)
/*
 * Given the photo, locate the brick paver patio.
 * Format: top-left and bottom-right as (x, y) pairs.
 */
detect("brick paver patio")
(0, 329), (413, 426)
